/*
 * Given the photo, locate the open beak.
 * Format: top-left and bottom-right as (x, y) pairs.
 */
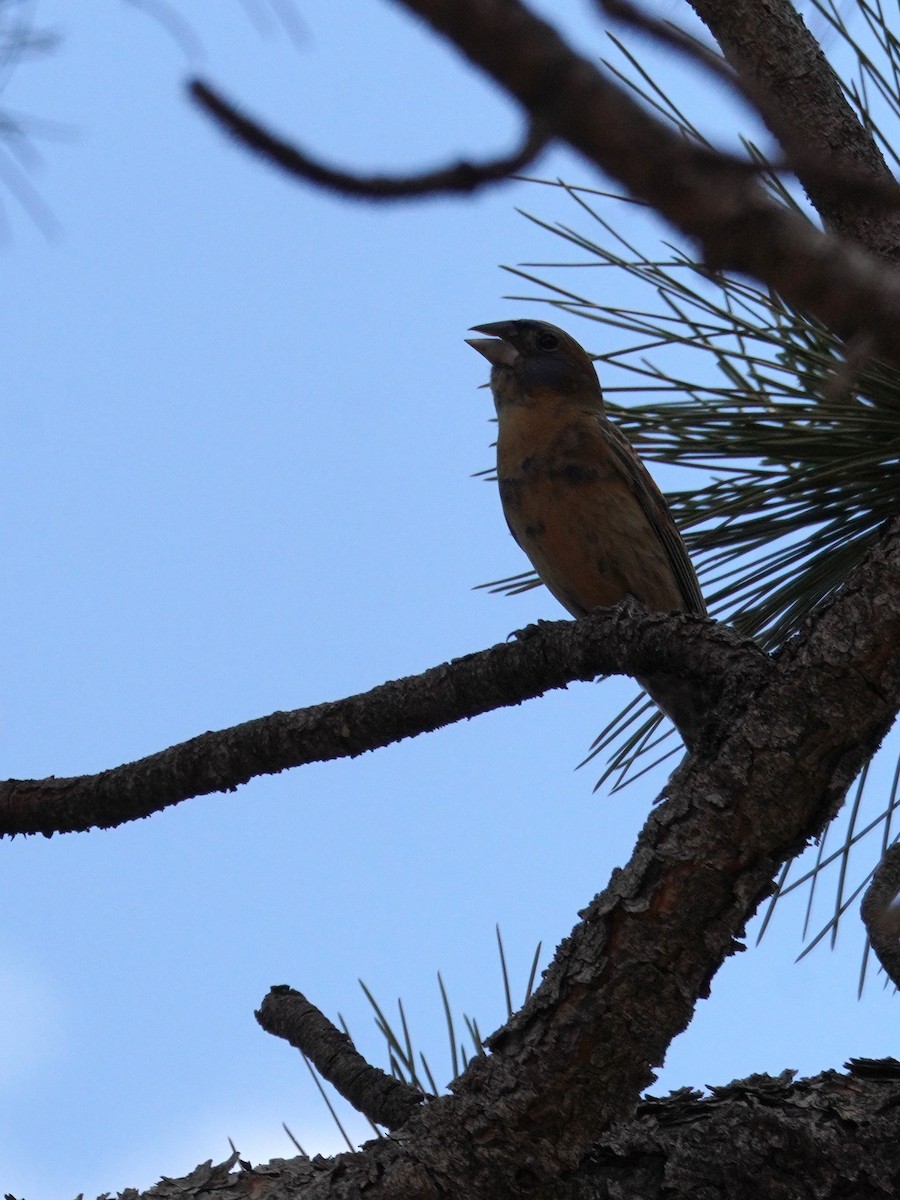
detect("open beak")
(466, 322), (520, 367)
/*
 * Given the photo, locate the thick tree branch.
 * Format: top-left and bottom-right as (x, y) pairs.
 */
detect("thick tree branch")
(135, 518), (900, 1200)
(600, 0), (900, 221)
(189, 80), (549, 199)
(92, 9), (900, 1199)
(0, 609), (757, 837)
(256, 986), (424, 1130)
(401, 523), (900, 1197)
(11, 525), (900, 1197)
(188, 0), (900, 352)
(395, 0), (900, 367)
(130, 1065), (900, 1199)
(683, 0), (900, 262)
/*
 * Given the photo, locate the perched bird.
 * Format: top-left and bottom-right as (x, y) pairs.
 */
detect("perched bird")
(466, 318), (706, 744)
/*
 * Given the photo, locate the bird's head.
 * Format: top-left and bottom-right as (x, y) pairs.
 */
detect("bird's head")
(466, 319), (601, 411)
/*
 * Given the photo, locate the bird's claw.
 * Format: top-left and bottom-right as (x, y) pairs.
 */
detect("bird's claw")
(508, 619), (557, 642)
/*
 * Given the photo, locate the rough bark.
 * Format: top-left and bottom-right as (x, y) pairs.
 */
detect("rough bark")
(126, 1066), (900, 1200)
(684, 0), (900, 262)
(256, 988), (423, 1131)
(102, 519), (900, 1200)
(0, 610), (759, 837)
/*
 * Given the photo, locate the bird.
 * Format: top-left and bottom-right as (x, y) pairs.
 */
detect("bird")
(466, 318), (706, 745)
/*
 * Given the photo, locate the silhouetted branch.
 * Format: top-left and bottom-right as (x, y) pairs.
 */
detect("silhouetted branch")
(189, 79), (549, 199)
(257, 986), (424, 1130)
(396, 0), (900, 368)
(0, 607), (763, 837)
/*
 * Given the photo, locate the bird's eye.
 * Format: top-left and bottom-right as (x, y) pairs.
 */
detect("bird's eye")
(536, 332), (560, 352)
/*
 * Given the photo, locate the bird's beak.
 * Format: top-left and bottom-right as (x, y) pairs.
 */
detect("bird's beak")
(466, 323), (519, 367)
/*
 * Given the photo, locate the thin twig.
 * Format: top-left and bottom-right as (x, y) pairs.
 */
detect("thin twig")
(189, 79), (550, 199)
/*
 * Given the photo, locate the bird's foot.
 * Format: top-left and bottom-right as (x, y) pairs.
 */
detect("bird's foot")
(508, 619), (557, 642)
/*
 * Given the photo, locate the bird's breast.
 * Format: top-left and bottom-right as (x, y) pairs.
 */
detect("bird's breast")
(496, 407), (686, 617)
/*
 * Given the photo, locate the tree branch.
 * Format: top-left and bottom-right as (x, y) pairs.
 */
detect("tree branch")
(682, 0), (900, 262)
(129, 1063), (900, 1199)
(395, 0), (900, 368)
(599, 0), (900, 203)
(0, 609), (759, 837)
(101, 8), (900, 1197)
(256, 986), (424, 1130)
(189, 80), (549, 199)
(418, 522), (900, 1191)
(127, 517), (900, 1200)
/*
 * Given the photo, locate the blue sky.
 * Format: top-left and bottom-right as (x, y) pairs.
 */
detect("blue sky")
(2, 2), (898, 1197)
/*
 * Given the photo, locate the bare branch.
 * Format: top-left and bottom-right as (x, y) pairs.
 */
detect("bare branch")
(193, 23), (900, 219)
(395, 0), (900, 368)
(453, 526), (900, 1170)
(0, 609), (760, 837)
(360, 520), (900, 1199)
(187, 3), (900, 357)
(861, 842), (900, 989)
(189, 80), (549, 199)
(256, 986), (424, 1130)
(135, 520), (900, 1200)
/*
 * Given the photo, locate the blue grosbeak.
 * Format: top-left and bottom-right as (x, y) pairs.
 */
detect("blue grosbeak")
(467, 319), (706, 744)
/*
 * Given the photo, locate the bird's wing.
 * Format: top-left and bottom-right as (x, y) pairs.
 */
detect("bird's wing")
(600, 415), (706, 616)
